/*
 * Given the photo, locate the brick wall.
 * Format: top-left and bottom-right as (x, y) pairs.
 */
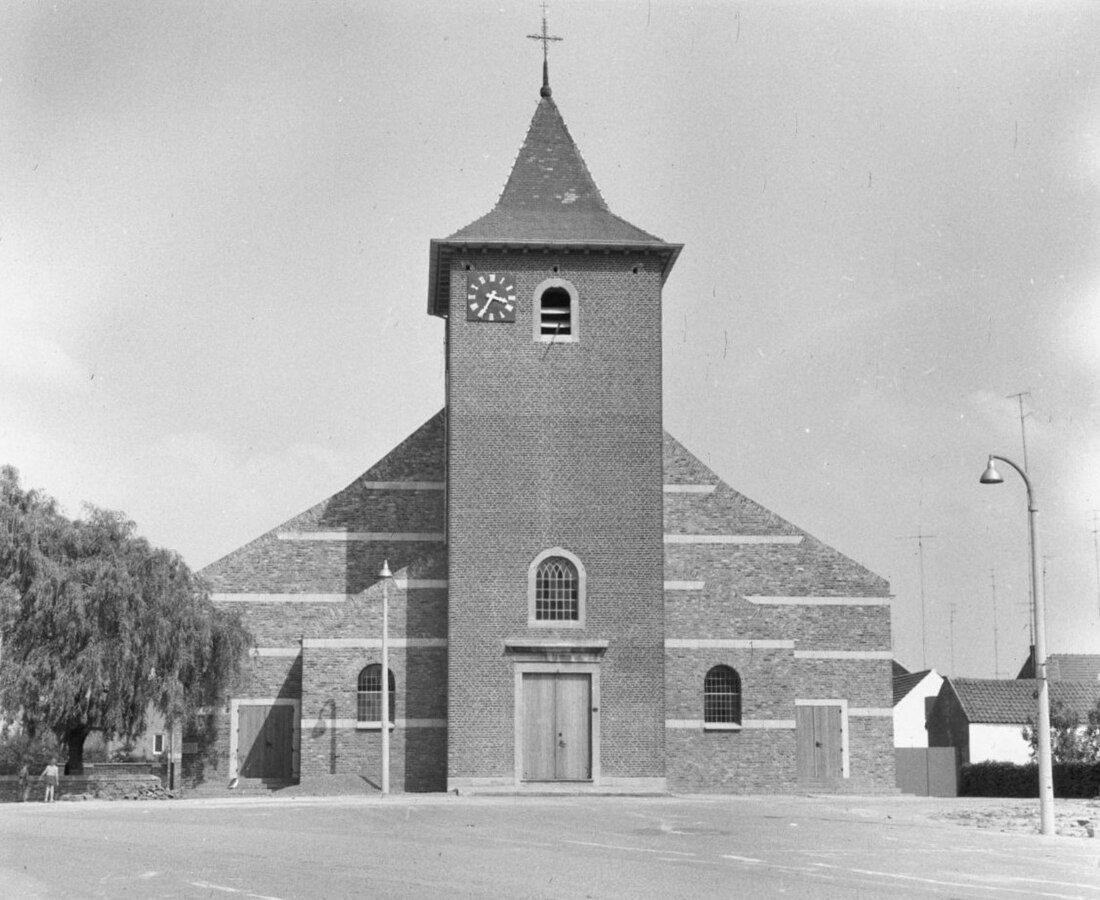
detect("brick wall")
(196, 414), (449, 792)
(446, 252), (666, 785)
(662, 434), (895, 793)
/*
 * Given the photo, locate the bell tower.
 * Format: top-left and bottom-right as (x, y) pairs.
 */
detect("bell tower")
(427, 23), (681, 791)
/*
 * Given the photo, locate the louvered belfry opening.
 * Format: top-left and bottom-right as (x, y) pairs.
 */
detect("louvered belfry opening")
(539, 287), (572, 337)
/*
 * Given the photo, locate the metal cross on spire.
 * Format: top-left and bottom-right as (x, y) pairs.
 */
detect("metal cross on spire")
(527, 2), (563, 98)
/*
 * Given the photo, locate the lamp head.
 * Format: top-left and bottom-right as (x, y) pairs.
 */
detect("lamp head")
(980, 457), (1004, 485)
(379, 559), (392, 579)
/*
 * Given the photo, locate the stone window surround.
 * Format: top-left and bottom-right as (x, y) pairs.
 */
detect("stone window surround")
(532, 277), (579, 343)
(528, 547), (586, 628)
(356, 664), (397, 731)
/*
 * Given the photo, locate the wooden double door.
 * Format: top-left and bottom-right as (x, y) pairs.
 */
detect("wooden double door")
(521, 673), (592, 782)
(795, 704), (844, 781)
(237, 704), (295, 780)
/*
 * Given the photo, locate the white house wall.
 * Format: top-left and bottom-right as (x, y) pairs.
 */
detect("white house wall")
(969, 724), (1030, 764)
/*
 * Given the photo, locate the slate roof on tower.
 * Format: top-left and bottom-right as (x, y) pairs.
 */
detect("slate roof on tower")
(428, 95), (681, 316)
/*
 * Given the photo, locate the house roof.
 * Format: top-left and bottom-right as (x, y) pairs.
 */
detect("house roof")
(949, 677), (1100, 724)
(427, 94), (681, 316)
(1016, 650), (1100, 680)
(1048, 654), (1100, 680)
(893, 670), (934, 706)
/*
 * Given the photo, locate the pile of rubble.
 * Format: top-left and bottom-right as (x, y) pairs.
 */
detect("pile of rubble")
(935, 799), (1100, 838)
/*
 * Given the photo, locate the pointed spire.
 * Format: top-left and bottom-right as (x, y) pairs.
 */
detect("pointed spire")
(527, 3), (562, 98)
(446, 95), (667, 244)
(426, 14), (683, 316)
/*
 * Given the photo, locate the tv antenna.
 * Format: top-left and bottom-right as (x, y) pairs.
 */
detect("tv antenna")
(1091, 511), (1100, 622)
(897, 530), (936, 668)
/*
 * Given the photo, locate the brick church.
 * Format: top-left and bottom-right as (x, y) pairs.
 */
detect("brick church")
(193, 53), (896, 794)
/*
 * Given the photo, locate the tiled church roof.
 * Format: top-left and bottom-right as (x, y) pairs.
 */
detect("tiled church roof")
(203, 420), (889, 604)
(447, 97), (664, 245)
(428, 96), (681, 315)
(662, 433), (889, 598)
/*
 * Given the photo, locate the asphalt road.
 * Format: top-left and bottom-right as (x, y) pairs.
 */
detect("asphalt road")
(2, 794), (1098, 899)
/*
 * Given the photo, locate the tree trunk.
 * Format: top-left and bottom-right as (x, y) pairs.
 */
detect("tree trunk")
(64, 726), (88, 775)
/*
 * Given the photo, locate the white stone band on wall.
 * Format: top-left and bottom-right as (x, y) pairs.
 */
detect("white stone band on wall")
(664, 534), (803, 544)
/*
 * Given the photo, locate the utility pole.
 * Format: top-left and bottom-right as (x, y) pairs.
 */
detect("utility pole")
(897, 531), (936, 669)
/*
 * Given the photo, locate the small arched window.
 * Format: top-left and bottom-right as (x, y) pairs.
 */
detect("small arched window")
(533, 279), (579, 343)
(704, 665), (742, 726)
(528, 548), (586, 627)
(357, 664), (396, 725)
(536, 557), (579, 621)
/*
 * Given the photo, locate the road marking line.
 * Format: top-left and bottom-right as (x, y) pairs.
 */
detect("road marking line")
(722, 855), (763, 864)
(188, 881), (285, 900)
(488, 837), (554, 847)
(564, 840), (695, 857)
(811, 865), (1092, 899)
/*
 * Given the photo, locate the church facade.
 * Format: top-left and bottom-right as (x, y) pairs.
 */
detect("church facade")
(192, 77), (895, 795)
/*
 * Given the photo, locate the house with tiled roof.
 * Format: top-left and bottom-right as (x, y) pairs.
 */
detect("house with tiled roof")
(1017, 651), (1100, 681)
(927, 677), (1100, 765)
(189, 44), (896, 795)
(893, 668), (942, 748)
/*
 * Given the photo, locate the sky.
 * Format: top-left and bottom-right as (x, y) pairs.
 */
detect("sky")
(3, 0), (1099, 679)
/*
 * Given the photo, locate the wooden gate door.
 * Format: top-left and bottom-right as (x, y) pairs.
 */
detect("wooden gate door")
(796, 704), (843, 781)
(521, 673), (591, 781)
(238, 704), (294, 779)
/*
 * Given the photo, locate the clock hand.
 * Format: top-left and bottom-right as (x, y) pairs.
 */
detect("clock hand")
(477, 289), (504, 319)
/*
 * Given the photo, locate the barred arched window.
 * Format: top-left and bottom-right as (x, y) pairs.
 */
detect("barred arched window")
(536, 557), (578, 621)
(704, 665), (742, 725)
(528, 548), (586, 627)
(357, 664), (396, 724)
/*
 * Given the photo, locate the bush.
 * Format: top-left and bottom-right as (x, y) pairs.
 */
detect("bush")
(961, 760), (1100, 798)
(0, 730), (62, 776)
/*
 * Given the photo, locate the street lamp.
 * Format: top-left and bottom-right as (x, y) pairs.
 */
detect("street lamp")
(980, 454), (1055, 835)
(379, 559), (392, 796)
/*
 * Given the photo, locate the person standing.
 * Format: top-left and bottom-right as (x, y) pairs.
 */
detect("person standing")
(41, 759), (59, 803)
(17, 763), (29, 802)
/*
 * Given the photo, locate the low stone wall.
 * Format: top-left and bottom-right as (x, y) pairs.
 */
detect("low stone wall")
(0, 769), (173, 803)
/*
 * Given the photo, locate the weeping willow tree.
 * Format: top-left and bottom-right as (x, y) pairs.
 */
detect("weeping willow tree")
(0, 466), (251, 773)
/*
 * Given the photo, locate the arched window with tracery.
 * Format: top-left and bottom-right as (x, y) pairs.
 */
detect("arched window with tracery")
(528, 548), (586, 627)
(704, 665), (742, 726)
(536, 557), (578, 621)
(357, 664), (396, 725)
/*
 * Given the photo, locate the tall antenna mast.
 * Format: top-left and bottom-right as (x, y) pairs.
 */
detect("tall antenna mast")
(897, 531), (936, 669)
(1007, 389), (1035, 642)
(1007, 390), (1031, 473)
(990, 569), (1001, 678)
(949, 603), (957, 676)
(1091, 511), (1100, 622)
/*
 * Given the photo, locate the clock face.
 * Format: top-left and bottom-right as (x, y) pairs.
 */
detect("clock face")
(466, 272), (518, 322)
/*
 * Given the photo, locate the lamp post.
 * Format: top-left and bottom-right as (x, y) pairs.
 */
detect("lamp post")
(980, 454), (1054, 835)
(379, 559), (392, 796)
